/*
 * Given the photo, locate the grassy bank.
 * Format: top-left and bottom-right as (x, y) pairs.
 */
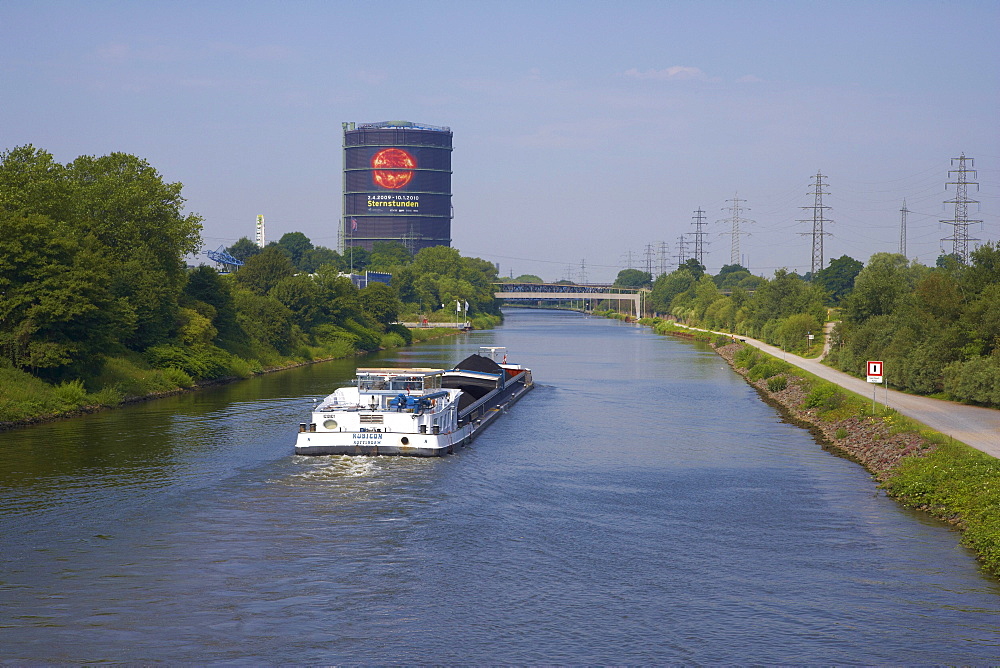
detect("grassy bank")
(0, 325), (465, 430)
(632, 314), (1000, 578)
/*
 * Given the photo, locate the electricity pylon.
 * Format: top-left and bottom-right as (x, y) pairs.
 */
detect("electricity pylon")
(798, 171), (832, 275)
(940, 153), (982, 264)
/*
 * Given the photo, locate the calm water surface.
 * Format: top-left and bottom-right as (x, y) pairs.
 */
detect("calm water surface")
(1, 309), (998, 664)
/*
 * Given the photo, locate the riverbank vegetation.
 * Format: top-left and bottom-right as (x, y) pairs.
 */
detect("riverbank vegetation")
(0, 145), (501, 426)
(651, 248), (1000, 408)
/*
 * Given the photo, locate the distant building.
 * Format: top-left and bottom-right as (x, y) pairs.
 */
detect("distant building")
(342, 121), (453, 253)
(340, 271), (392, 289)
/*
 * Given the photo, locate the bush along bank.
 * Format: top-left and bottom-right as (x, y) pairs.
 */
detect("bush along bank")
(712, 338), (1000, 578)
(0, 325), (465, 430)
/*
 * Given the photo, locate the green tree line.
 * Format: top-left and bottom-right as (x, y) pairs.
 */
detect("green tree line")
(649, 249), (1000, 408)
(0, 146), (501, 422)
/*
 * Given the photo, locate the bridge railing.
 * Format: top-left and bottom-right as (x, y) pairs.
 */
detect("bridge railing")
(493, 283), (646, 317)
(492, 282), (642, 294)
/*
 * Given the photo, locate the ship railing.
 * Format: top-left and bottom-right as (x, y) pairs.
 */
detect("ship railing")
(459, 391), (501, 420)
(315, 400), (364, 411)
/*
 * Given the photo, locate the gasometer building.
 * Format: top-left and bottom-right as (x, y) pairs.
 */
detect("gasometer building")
(342, 120), (453, 253)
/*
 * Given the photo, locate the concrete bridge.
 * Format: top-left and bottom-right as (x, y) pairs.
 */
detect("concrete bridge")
(493, 282), (645, 317)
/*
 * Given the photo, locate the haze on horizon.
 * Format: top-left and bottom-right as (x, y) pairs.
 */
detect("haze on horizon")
(2, 0), (998, 282)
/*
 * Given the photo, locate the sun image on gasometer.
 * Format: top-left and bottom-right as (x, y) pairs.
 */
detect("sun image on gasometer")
(371, 148), (416, 189)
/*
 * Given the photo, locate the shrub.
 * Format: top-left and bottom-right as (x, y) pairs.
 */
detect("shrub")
(90, 386), (125, 407)
(343, 319), (382, 352)
(835, 427), (848, 439)
(227, 356), (257, 379)
(803, 383), (845, 412)
(749, 360), (790, 381)
(0, 367), (65, 422)
(470, 314), (502, 330)
(942, 356), (1000, 407)
(94, 355), (176, 399)
(381, 332), (407, 349)
(162, 367), (195, 388)
(733, 346), (761, 370)
(713, 334), (733, 348)
(385, 323), (413, 346)
(52, 379), (88, 411)
(766, 375), (788, 392)
(145, 345), (240, 380)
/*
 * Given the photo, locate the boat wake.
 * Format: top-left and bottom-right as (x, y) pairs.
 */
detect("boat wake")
(292, 455), (380, 479)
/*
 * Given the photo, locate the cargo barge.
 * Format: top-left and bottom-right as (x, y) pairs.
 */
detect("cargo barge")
(295, 347), (533, 456)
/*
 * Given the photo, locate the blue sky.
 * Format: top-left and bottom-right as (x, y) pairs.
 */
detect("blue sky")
(3, 0), (998, 282)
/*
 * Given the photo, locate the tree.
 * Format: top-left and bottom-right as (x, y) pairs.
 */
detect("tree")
(232, 290), (294, 353)
(401, 247), (500, 316)
(936, 253), (962, 270)
(715, 268), (752, 291)
(368, 241), (412, 271)
(743, 268), (826, 337)
(777, 313), (822, 353)
(649, 269), (695, 314)
(0, 145), (73, 221)
(66, 152), (202, 273)
(962, 242), (1000, 296)
(300, 246), (344, 273)
(343, 245), (370, 272)
(614, 269), (652, 288)
(183, 265), (246, 349)
(844, 253), (915, 324)
(412, 245), (463, 276)
(358, 282), (402, 327)
(311, 267), (366, 324)
(512, 274), (543, 283)
(914, 271), (962, 322)
(690, 276), (722, 321)
(960, 283), (1000, 358)
(0, 211), (117, 376)
(812, 255), (863, 305)
(681, 258), (706, 280)
(714, 264), (748, 285)
(227, 237), (262, 263)
(269, 274), (327, 327)
(737, 275), (766, 291)
(234, 246), (296, 295)
(276, 232), (314, 269)
(1, 146), (203, 351)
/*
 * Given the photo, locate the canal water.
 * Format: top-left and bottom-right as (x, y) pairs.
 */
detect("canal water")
(1, 309), (998, 664)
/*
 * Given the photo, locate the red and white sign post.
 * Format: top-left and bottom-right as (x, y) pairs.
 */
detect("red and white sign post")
(866, 361), (883, 383)
(867, 361), (884, 413)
